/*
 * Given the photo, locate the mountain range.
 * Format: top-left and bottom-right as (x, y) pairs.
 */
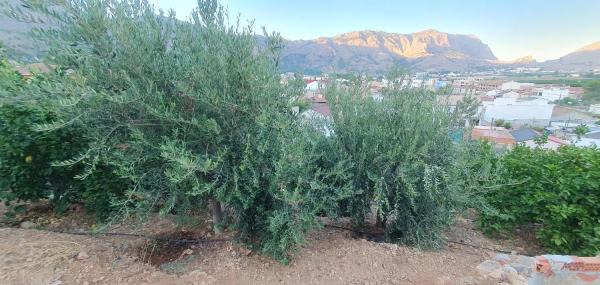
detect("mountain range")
(1, 3), (598, 74)
(280, 30), (600, 73)
(281, 30), (498, 73)
(538, 42), (600, 71)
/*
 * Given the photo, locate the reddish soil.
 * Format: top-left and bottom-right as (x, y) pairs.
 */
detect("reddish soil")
(0, 204), (540, 285)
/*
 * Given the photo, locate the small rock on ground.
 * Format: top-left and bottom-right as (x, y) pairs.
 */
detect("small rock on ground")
(76, 251), (89, 260)
(19, 221), (36, 229)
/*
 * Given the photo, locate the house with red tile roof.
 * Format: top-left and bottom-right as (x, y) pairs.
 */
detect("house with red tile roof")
(471, 126), (516, 149)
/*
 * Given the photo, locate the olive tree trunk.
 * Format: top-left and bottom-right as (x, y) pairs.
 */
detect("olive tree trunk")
(209, 199), (223, 235)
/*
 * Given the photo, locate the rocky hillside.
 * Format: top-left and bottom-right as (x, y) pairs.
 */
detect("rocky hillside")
(281, 30), (498, 73)
(2, 1), (598, 74)
(540, 41), (600, 71)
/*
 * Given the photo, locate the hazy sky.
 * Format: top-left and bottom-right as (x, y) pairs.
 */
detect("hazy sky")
(149, 0), (600, 61)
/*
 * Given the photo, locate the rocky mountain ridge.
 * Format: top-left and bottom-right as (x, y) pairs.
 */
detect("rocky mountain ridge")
(539, 41), (600, 71)
(281, 29), (498, 73)
(1, 3), (598, 74)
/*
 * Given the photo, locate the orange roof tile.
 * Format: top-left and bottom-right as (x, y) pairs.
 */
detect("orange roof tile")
(471, 128), (516, 145)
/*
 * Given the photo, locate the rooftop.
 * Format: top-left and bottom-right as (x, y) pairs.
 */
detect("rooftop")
(310, 96), (331, 116)
(510, 128), (539, 142)
(586, 131), (600, 140)
(471, 127), (515, 145)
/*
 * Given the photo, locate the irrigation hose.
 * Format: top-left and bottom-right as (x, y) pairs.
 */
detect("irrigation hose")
(41, 224), (524, 255)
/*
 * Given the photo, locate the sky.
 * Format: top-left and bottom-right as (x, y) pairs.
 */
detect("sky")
(149, 0), (600, 62)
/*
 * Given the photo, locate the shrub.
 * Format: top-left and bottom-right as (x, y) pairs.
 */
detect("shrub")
(0, 49), (85, 211)
(479, 145), (600, 255)
(494, 119), (505, 127)
(449, 140), (502, 213)
(574, 124), (590, 140)
(79, 164), (130, 220)
(0, 44), (23, 92)
(285, 74), (311, 113)
(5, 0), (496, 262)
(297, 98), (312, 113)
(556, 97), (579, 106)
(0, 56), (127, 218)
(322, 77), (481, 247)
(11, 0), (344, 262)
(0, 104), (81, 211)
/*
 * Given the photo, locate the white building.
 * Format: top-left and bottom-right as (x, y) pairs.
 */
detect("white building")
(305, 81), (320, 92)
(481, 97), (554, 126)
(521, 83), (535, 88)
(410, 79), (424, 88)
(501, 81), (520, 90)
(589, 104), (600, 114)
(424, 78), (436, 88)
(574, 138), (600, 148)
(501, 81), (534, 91)
(502, 91), (521, 98)
(486, 90), (500, 97)
(538, 88), (569, 102)
(453, 78), (476, 88)
(301, 110), (332, 137)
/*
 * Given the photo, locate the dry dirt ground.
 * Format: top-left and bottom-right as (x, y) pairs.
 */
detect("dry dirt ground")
(0, 206), (540, 285)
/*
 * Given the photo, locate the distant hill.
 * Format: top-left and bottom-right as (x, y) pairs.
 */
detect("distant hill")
(540, 42), (600, 71)
(281, 30), (498, 73)
(1, 2), (599, 73)
(491, 55), (537, 65)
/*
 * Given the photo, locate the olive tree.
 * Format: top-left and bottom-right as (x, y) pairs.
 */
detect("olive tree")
(7, 0), (344, 262)
(324, 76), (482, 247)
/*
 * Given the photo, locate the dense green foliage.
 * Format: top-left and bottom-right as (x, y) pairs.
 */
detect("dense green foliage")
(0, 48), (126, 217)
(574, 124), (591, 140)
(0, 45), (23, 91)
(493, 119), (512, 129)
(554, 97), (579, 106)
(0, 47), (127, 218)
(286, 74), (311, 112)
(584, 80), (600, 104)
(0, 97), (83, 211)
(480, 145), (600, 255)
(515, 78), (589, 87)
(6, 0), (598, 263)
(0, 49), (80, 211)
(2, 0), (352, 262)
(319, 79), (483, 247)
